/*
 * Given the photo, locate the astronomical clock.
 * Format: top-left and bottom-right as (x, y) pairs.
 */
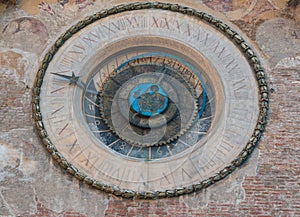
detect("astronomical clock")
(32, 2), (268, 199)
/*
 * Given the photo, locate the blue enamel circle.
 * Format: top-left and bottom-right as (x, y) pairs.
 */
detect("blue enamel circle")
(116, 52), (207, 123)
(129, 83), (169, 117)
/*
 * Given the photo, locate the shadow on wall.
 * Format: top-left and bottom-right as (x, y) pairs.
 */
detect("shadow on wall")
(0, 0), (17, 6)
(288, 0), (300, 8)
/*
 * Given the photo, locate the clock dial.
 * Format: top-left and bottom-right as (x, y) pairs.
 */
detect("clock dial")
(32, 2), (268, 199)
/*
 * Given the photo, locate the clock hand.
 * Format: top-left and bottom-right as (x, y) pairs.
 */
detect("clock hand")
(137, 65), (167, 96)
(51, 72), (79, 85)
(51, 72), (98, 95)
(156, 64), (167, 85)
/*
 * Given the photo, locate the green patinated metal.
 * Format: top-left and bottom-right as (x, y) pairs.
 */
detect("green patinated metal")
(32, 2), (269, 199)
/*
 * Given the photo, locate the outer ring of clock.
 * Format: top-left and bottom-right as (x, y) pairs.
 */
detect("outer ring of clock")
(32, 2), (269, 199)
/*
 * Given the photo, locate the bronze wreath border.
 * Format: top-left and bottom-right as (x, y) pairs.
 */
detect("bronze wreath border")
(32, 2), (269, 199)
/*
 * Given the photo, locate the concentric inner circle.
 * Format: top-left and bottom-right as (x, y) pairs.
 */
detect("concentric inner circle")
(99, 57), (199, 147)
(82, 44), (216, 160)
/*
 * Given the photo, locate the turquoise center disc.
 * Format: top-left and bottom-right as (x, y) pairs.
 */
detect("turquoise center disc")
(129, 83), (169, 117)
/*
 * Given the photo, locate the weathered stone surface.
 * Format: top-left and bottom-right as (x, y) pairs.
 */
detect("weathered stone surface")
(184, 149), (259, 208)
(0, 50), (37, 132)
(256, 18), (300, 66)
(275, 55), (300, 69)
(0, 129), (38, 215)
(203, 0), (259, 20)
(1, 17), (49, 54)
(0, 127), (110, 216)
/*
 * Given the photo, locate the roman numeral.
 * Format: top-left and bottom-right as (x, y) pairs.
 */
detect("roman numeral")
(193, 30), (209, 45)
(211, 41), (226, 58)
(68, 42), (87, 62)
(182, 168), (192, 181)
(51, 106), (64, 115)
(151, 17), (170, 29)
(58, 123), (69, 135)
(233, 78), (248, 98)
(225, 59), (239, 74)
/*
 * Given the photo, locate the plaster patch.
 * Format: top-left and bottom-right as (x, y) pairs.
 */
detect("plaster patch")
(2, 17), (49, 54)
(0, 142), (19, 170)
(256, 18), (300, 66)
(202, 0), (257, 20)
(0, 171), (15, 182)
(0, 49), (38, 87)
(275, 55), (300, 69)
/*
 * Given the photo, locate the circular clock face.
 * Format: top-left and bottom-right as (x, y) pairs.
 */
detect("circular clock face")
(32, 3), (268, 199)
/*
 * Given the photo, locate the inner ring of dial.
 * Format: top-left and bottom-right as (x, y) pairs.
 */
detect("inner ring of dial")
(99, 57), (199, 147)
(78, 39), (219, 160)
